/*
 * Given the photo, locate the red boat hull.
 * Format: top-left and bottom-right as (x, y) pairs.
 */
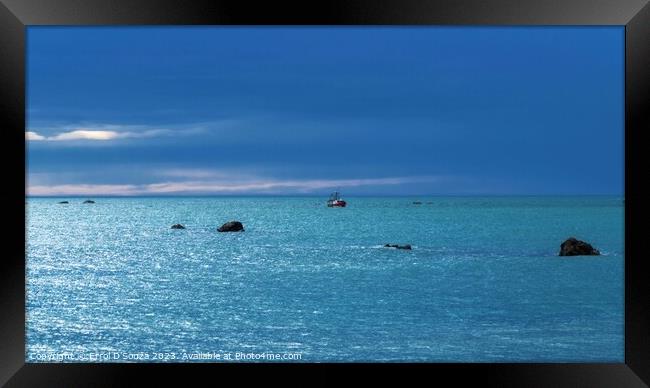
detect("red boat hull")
(328, 200), (347, 207)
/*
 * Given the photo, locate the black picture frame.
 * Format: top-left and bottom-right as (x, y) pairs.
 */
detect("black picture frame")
(1, 0), (648, 386)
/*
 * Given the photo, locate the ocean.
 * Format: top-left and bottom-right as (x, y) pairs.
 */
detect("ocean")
(25, 196), (624, 362)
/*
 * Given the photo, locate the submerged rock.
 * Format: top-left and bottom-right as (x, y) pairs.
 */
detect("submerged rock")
(58, 201), (69, 204)
(559, 237), (600, 256)
(384, 243), (412, 250)
(412, 201), (422, 205)
(217, 221), (244, 232)
(171, 224), (185, 229)
(83, 200), (95, 204)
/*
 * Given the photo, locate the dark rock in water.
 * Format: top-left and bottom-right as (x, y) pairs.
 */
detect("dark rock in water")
(58, 201), (69, 204)
(384, 243), (412, 250)
(559, 237), (600, 256)
(412, 201), (422, 205)
(217, 221), (244, 232)
(83, 200), (95, 204)
(171, 224), (185, 229)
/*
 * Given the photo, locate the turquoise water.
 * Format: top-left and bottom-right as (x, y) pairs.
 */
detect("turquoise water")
(26, 196), (624, 362)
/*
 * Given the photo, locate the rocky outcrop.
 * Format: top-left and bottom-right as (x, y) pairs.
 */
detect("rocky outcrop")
(171, 224), (185, 229)
(412, 201), (422, 205)
(559, 237), (600, 256)
(384, 244), (412, 250)
(83, 200), (95, 204)
(58, 201), (69, 204)
(217, 221), (244, 232)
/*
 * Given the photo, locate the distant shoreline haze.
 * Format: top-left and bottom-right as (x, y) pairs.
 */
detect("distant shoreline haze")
(25, 194), (624, 198)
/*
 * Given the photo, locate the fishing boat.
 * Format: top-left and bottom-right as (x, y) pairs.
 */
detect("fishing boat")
(327, 191), (347, 207)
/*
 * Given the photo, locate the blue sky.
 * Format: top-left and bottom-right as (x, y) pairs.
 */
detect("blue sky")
(26, 27), (624, 196)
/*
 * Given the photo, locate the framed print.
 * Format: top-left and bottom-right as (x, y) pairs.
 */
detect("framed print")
(1, 0), (648, 386)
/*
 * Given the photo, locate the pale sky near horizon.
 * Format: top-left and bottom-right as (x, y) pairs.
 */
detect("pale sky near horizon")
(26, 27), (624, 196)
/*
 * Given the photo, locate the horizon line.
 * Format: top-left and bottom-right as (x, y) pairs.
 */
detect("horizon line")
(25, 193), (624, 198)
